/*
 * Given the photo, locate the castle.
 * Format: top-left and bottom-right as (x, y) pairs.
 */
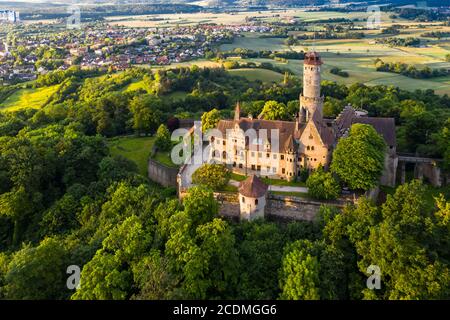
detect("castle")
(209, 51), (398, 187)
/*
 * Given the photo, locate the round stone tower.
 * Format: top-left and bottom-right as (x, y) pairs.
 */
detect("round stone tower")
(238, 175), (268, 221)
(299, 51), (324, 121)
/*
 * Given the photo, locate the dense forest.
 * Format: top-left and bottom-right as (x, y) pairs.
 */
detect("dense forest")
(0, 65), (449, 299)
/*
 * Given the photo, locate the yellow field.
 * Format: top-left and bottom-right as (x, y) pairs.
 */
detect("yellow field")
(0, 84), (60, 111)
(105, 10), (372, 28)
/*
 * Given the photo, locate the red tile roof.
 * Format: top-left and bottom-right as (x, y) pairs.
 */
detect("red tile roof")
(239, 175), (268, 198)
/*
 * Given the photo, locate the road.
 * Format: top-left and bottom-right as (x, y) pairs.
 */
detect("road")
(229, 180), (308, 193)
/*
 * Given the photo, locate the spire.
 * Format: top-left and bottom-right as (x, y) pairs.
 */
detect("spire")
(234, 101), (241, 121)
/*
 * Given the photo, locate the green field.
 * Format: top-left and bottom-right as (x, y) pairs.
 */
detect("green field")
(220, 36), (287, 52)
(108, 136), (155, 176)
(124, 79), (148, 93)
(0, 84), (60, 111)
(228, 68), (284, 82)
(221, 38), (450, 94)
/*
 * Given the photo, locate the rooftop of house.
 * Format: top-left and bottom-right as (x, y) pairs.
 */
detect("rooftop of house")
(239, 175), (268, 198)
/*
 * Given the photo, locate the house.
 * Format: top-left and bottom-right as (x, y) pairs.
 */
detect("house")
(209, 52), (398, 186)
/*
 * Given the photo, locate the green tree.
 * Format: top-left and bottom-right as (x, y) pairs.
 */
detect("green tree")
(279, 240), (321, 300)
(306, 166), (340, 200)
(155, 124), (171, 151)
(357, 181), (450, 299)
(201, 108), (222, 132)
(182, 185), (218, 226)
(192, 164), (230, 191)
(331, 124), (386, 190)
(260, 100), (289, 120)
(2, 238), (69, 299)
(129, 95), (163, 135)
(72, 215), (151, 300)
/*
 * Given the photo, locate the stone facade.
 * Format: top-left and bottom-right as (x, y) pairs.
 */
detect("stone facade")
(209, 52), (398, 187)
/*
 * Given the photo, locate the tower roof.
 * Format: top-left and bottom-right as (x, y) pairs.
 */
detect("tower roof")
(304, 51), (322, 65)
(239, 175), (268, 198)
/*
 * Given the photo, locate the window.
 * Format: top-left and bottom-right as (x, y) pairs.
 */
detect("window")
(258, 152), (262, 158)
(267, 166), (270, 172)
(307, 146), (310, 151)
(257, 165), (261, 171)
(298, 157), (302, 162)
(222, 151), (227, 159)
(239, 163), (243, 169)
(273, 154), (277, 160)
(216, 140), (220, 145)
(255, 199), (259, 205)
(266, 153), (270, 158)
(223, 140), (226, 146)
(251, 152), (255, 157)
(242, 197), (245, 203)
(282, 168), (285, 174)
(272, 167), (277, 173)
(233, 162), (236, 167)
(251, 164), (256, 170)
(311, 146), (315, 151)
(281, 155), (284, 160)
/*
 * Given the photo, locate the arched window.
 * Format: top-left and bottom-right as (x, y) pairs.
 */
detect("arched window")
(307, 146), (310, 151)
(222, 151), (227, 159)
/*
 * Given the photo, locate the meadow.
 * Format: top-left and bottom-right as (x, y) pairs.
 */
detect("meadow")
(108, 136), (155, 176)
(0, 84), (60, 111)
(105, 9), (370, 28)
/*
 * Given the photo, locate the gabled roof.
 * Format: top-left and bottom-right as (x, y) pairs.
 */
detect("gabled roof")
(334, 106), (396, 147)
(239, 175), (268, 198)
(311, 111), (335, 146)
(352, 117), (396, 146)
(216, 118), (299, 152)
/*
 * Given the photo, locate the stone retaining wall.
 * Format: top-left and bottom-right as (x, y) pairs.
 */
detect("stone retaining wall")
(147, 146), (178, 187)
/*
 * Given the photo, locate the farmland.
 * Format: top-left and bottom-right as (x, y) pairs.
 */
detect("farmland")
(0, 84), (61, 112)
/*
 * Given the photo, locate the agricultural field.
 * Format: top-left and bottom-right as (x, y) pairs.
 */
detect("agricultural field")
(219, 26), (450, 94)
(0, 84), (60, 112)
(108, 136), (155, 176)
(105, 9), (370, 28)
(228, 68), (284, 82)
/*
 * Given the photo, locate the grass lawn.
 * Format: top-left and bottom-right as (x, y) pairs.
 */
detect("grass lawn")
(0, 84), (60, 111)
(166, 91), (188, 101)
(108, 136), (155, 176)
(151, 150), (178, 168)
(228, 68), (284, 82)
(123, 79), (148, 93)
